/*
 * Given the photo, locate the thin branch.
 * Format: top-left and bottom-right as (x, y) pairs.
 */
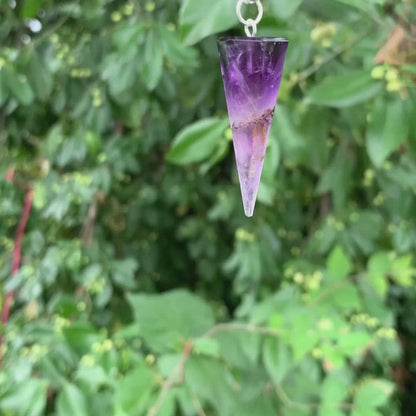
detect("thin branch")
(146, 341), (193, 416)
(0, 185), (34, 355)
(146, 324), (281, 416)
(190, 389), (208, 416)
(146, 320), (360, 416)
(81, 196), (98, 246)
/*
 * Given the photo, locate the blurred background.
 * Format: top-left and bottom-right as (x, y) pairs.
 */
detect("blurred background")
(1, 0), (416, 415)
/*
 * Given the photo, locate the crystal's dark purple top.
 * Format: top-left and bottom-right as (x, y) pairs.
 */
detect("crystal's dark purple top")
(217, 37), (288, 125)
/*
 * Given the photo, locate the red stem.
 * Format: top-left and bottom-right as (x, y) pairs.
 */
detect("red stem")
(1, 187), (34, 326)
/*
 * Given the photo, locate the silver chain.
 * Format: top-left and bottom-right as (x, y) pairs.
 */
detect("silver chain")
(236, 0), (263, 37)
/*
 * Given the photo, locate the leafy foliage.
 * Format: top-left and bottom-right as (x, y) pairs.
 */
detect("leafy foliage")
(1, 0), (416, 415)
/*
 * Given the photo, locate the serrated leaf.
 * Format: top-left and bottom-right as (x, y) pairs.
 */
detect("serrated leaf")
(263, 338), (292, 384)
(111, 258), (138, 290)
(321, 374), (348, 402)
(115, 365), (154, 415)
(167, 118), (228, 165)
(331, 282), (361, 311)
(317, 147), (354, 210)
(327, 246), (352, 281)
(367, 252), (390, 296)
(216, 330), (261, 368)
(353, 379), (394, 413)
(306, 70), (381, 107)
(319, 369), (352, 416)
(185, 356), (235, 414)
(366, 97), (409, 167)
(391, 255), (414, 286)
(128, 290), (215, 352)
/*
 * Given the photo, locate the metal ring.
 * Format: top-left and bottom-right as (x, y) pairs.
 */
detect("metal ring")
(236, 0), (263, 33)
(244, 19), (257, 37)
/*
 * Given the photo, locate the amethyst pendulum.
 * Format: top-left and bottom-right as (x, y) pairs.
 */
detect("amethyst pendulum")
(218, 0), (288, 217)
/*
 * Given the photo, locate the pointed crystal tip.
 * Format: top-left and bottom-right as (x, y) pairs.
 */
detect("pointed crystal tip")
(244, 204), (254, 218)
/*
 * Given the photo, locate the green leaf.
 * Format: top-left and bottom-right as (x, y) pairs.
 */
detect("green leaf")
(3, 67), (35, 105)
(193, 337), (220, 357)
(111, 258), (138, 290)
(327, 246), (352, 281)
(353, 379), (394, 415)
(270, 0), (304, 19)
(317, 147), (354, 210)
(179, 0), (237, 45)
(306, 70), (382, 107)
(367, 251), (390, 296)
(286, 310), (319, 361)
(319, 409), (345, 416)
(349, 211), (383, 255)
(391, 255), (414, 286)
(366, 97), (410, 167)
(22, 0), (43, 18)
(185, 356), (235, 414)
(56, 383), (88, 416)
(258, 137), (280, 204)
(216, 330), (261, 369)
(319, 369), (352, 416)
(0, 69), (8, 105)
(128, 290), (215, 352)
(27, 52), (53, 99)
(63, 322), (101, 356)
(230, 395), (277, 416)
(102, 53), (136, 99)
(330, 282), (361, 311)
(338, 331), (372, 356)
(115, 365), (154, 415)
(141, 28), (164, 91)
(113, 23), (145, 53)
(333, 0), (377, 12)
(56, 134), (87, 167)
(167, 118), (228, 165)
(351, 410), (381, 416)
(75, 365), (110, 390)
(0, 379), (47, 416)
(263, 338), (292, 384)
(273, 105), (329, 173)
(159, 25), (198, 67)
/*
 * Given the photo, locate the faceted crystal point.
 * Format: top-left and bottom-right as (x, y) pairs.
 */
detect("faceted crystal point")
(218, 37), (288, 217)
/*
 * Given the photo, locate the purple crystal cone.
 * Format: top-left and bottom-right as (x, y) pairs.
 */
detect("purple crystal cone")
(218, 37), (288, 217)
